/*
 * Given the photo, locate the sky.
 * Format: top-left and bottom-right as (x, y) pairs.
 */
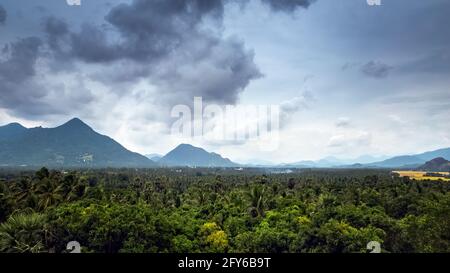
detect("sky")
(0, 0), (449, 164)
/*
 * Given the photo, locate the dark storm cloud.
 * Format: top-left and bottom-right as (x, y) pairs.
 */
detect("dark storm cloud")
(42, 17), (117, 64)
(1, 0), (318, 120)
(105, 0), (225, 36)
(151, 37), (262, 104)
(42, 0), (262, 105)
(44, 0), (227, 63)
(0, 37), (42, 83)
(43, 16), (69, 51)
(43, 17), (68, 36)
(0, 5), (7, 25)
(103, 0), (203, 61)
(360, 61), (393, 79)
(0, 36), (94, 119)
(0, 37), (46, 112)
(261, 0), (314, 12)
(70, 24), (120, 63)
(43, 0), (317, 64)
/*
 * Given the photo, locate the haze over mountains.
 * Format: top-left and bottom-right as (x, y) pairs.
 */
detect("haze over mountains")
(278, 155), (389, 168)
(145, 154), (163, 162)
(0, 118), (449, 169)
(361, 148), (450, 168)
(280, 149), (450, 169)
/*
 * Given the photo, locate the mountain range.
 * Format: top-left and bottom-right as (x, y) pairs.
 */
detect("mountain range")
(0, 118), (449, 169)
(362, 147), (450, 168)
(278, 155), (388, 168)
(0, 118), (154, 168)
(280, 149), (450, 169)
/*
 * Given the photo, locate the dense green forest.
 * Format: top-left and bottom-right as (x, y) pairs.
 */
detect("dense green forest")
(0, 167), (448, 253)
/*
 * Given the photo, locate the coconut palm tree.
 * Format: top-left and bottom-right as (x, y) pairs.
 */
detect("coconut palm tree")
(65, 181), (87, 202)
(60, 176), (88, 202)
(11, 178), (38, 209)
(247, 185), (266, 217)
(35, 178), (63, 210)
(12, 178), (33, 203)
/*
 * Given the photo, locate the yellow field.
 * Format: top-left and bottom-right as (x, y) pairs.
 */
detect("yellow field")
(393, 171), (450, 181)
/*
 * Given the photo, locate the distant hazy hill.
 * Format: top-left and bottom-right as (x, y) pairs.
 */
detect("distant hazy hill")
(365, 148), (450, 168)
(282, 148), (450, 169)
(280, 155), (389, 168)
(417, 157), (450, 172)
(146, 154), (163, 162)
(365, 155), (425, 168)
(159, 144), (238, 167)
(0, 118), (155, 168)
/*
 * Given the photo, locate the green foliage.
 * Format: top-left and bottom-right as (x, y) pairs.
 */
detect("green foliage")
(314, 220), (384, 253)
(0, 168), (448, 253)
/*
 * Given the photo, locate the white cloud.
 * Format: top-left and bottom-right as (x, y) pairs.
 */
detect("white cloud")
(328, 131), (372, 148)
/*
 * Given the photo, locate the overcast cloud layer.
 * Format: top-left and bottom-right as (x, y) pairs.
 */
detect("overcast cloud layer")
(0, 0), (449, 163)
